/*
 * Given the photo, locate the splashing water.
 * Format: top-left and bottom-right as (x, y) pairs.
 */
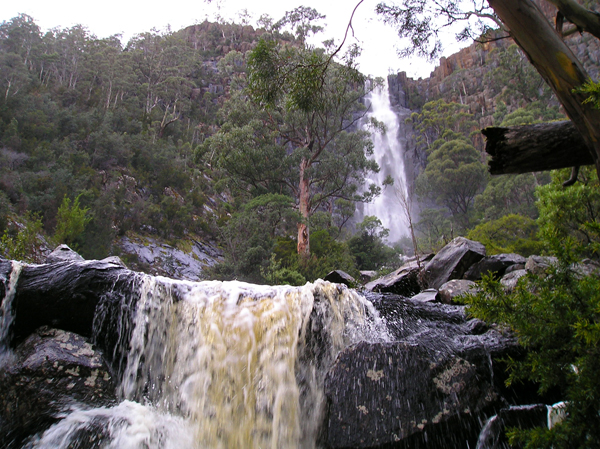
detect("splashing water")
(0, 261), (22, 368)
(359, 79), (411, 243)
(32, 277), (389, 449)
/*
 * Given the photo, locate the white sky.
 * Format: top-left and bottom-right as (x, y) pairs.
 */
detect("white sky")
(0, 0), (468, 79)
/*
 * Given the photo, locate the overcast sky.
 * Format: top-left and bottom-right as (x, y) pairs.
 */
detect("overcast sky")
(1, 0), (468, 79)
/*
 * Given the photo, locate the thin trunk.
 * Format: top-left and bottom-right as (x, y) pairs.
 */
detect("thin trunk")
(297, 158), (310, 257)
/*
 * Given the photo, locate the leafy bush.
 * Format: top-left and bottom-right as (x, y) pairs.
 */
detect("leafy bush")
(464, 261), (600, 448)
(0, 213), (45, 263)
(467, 214), (544, 256)
(53, 194), (92, 250)
(536, 167), (600, 259)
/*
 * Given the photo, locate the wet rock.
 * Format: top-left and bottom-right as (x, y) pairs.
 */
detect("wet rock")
(45, 245), (85, 264)
(422, 237), (486, 289)
(464, 253), (526, 281)
(500, 269), (527, 292)
(364, 262), (421, 296)
(0, 327), (116, 449)
(324, 270), (356, 287)
(476, 404), (548, 449)
(326, 294), (522, 449)
(325, 340), (501, 449)
(437, 279), (479, 304)
(410, 288), (438, 303)
(119, 235), (223, 281)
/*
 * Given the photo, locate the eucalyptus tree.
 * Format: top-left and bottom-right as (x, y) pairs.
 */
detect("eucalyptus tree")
(202, 28), (380, 257)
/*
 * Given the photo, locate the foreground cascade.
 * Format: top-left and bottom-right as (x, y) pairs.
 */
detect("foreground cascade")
(0, 254), (388, 449)
(0, 243), (541, 448)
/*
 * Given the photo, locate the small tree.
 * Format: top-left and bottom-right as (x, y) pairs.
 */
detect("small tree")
(54, 194), (91, 250)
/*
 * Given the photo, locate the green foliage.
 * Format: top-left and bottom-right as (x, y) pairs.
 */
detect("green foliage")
(0, 213), (44, 263)
(536, 167), (600, 259)
(574, 78), (600, 110)
(53, 194), (92, 249)
(474, 173), (549, 221)
(464, 264), (600, 448)
(407, 100), (478, 150)
(416, 137), (487, 230)
(347, 216), (398, 270)
(467, 214), (544, 256)
(260, 254), (306, 286)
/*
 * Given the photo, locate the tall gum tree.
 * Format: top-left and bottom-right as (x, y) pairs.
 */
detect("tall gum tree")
(203, 24), (381, 258)
(376, 0), (600, 176)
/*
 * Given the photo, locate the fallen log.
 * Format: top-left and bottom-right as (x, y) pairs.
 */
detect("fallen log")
(482, 120), (594, 175)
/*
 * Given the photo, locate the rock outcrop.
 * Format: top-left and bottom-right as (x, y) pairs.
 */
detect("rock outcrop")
(422, 237), (486, 290)
(0, 327), (115, 449)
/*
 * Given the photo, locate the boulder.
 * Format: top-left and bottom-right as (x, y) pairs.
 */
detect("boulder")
(326, 294), (521, 449)
(410, 288), (438, 303)
(437, 279), (479, 304)
(422, 238), (486, 289)
(0, 327), (116, 448)
(525, 255), (558, 275)
(324, 270), (356, 287)
(464, 253), (527, 281)
(364, 264), (421, 297)
(500, 269), (527, 292)
(325, 340), (501, 449)
(45, 244), (84, 264)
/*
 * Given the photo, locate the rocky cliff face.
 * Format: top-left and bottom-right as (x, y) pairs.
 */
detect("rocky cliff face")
(387, 1), (600, 191)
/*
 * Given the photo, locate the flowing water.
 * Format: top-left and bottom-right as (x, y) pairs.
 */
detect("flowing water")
(0, 261), (22, 368)
(27, 277), (389, 449)
(360, 80), (411, 243)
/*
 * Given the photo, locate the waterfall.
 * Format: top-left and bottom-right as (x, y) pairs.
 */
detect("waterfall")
(29, 278), (389, 449)
(0, 261), (22, 368)
(360, 79), (410, 243)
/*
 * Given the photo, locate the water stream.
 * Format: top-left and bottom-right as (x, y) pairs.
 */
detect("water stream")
(360, 80), (411, 243)
(27, 277), (389, 449)
(0, 261), (22, 368)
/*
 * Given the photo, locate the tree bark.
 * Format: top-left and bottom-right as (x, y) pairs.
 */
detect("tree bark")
(482, 120), (594, 174)
(297, 158), (310, 257)
(487, 0), (600, 175)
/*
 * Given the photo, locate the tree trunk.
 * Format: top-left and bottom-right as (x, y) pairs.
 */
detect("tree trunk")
(483, 120), (594, 174)
(488, 0), (600, 175)
(297, 158), (310, 257)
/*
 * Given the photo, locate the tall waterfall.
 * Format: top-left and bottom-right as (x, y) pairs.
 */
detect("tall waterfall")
(29, 277), (389, 449)
(361, 80), (410, 243)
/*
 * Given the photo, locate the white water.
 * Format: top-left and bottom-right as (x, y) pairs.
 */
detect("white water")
(361, 80), (410, 243)
(0, 261), (22, 368)
(31, 277), (389, 449)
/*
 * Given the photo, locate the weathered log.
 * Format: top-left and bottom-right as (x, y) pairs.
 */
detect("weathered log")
(483, 121), (594, 175)
(487, 0), (600, 175)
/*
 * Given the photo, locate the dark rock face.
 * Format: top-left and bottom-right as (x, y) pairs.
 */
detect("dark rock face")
(422, 237), (486, 289)
(364, 263), (421, 296)
(437, 279), (478, 304)
(325, 294), (520, 449)
(325, 340), (501, 449)
(324, 270), (356, 287)
(0, 327), (116, 449)
(464, 253), (527, 281)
